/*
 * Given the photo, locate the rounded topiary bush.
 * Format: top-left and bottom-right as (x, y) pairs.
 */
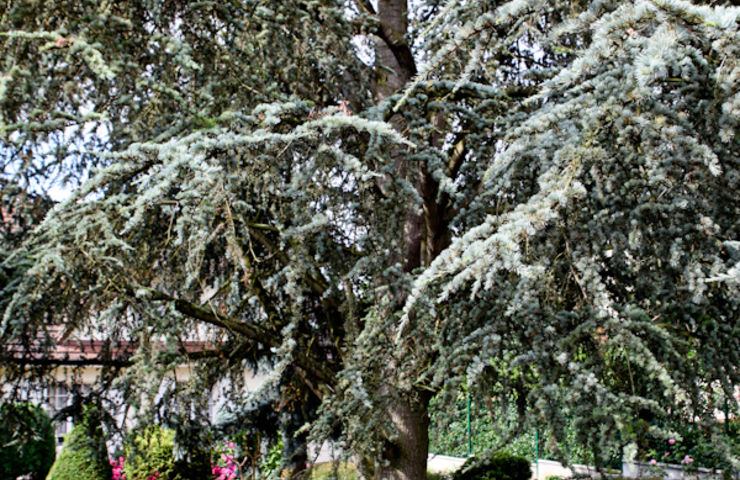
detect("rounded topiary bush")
(452, 451), (531, 480)
(47, 408), (112, 480)
(123, 426), (177, 480)
(122, 425), (211, 480)
(0, 402), (56, 480)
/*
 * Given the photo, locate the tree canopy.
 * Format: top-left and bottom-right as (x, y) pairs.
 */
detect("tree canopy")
(1, 1), (739, 479)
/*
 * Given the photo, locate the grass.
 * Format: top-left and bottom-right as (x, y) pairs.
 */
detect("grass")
(305, 462), (452, 480)
(306, 462), (359, 480)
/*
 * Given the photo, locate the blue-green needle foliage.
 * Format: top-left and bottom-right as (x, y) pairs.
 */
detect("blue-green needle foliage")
(0, 0), (738, 477)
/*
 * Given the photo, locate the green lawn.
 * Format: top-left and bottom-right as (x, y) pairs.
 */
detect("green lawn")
(306, 462), (450, 480)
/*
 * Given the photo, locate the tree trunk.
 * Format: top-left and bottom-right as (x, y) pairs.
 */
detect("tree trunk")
(375, 392), (431, 480)
(369, 3), (434, 480)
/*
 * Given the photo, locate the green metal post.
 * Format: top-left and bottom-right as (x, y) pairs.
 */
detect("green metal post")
(725, 397), (730, 436)
(467, 395), (472, 456)
(727, 397), (736, 479)
(535, 424), (540, 480)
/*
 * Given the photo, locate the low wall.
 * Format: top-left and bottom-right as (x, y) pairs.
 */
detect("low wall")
(533, 459), (602, 480)
(427, 454), (467, 472)
(622, 460), (738, 480)
(426, 456), (600, 478)
(427, 455), (739, 480)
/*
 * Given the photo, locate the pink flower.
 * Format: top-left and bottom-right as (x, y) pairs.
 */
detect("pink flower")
(665, 453), (670, 457)
(212, 442), (241, 480)
(682, 455), (694, 464)
(668, 438), (676, 445)
(650, 460), (657, 466)
(110, 457), (127, 480)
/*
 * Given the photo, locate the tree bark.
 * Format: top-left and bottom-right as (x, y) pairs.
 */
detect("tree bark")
(376, 393), (432, 480)
(373, 0), (416, 102)
(369, 2), (439, 480)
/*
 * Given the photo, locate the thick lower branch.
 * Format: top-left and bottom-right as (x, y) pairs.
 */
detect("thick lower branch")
(142, 288), (337, 386)
(0, 356), (133, 368)
(1, 346), (228, 369)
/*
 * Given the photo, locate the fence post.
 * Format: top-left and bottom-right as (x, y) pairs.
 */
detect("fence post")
(725, 397), (730, 436)
(467, 394), (472, 456)
(535, 424), (540, 480)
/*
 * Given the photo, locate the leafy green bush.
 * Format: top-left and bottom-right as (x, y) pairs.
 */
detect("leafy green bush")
(640, 418), (740, 472)
(122, 425), (210, 480)
(260, 438), (283, 478)
(46, 409), (111, 480)
(123, 426), (176, 480)
(429, 398), (537, 460)
(0, 402), (56, 480)
(429, 397), (591, 463)
(452, 451), (531, 480)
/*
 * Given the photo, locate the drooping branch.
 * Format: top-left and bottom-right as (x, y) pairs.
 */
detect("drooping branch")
(246, 226), (340, 310)
(244, 225), (348, 356)
(140, 287), (337, 386)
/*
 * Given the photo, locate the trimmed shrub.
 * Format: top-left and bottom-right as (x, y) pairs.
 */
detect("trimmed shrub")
(452, 451), (531, 480)
(46, 409), (112, 480)
(122, 425), (210, 480)
(0, 402), (56, 480)
(122, 426), (176, 480)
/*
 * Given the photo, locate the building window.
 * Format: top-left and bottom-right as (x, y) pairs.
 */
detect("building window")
(46, 384), (72, 447)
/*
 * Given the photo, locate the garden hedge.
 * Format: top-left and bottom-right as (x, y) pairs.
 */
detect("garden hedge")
(47, 408), (111, 480)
